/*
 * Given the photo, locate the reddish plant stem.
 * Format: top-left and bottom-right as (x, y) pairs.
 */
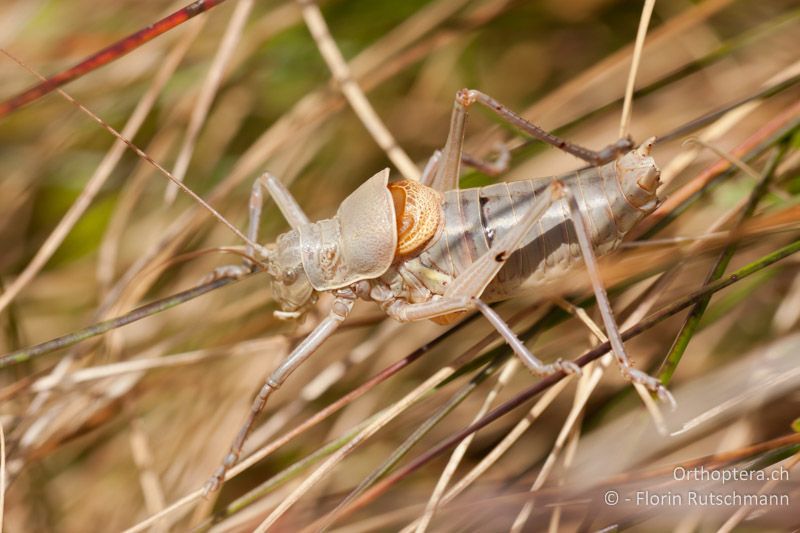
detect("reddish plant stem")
(0, 0), (228, 118)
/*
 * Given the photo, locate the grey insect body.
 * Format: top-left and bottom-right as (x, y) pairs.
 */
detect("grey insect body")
(203, 88), (670, 494)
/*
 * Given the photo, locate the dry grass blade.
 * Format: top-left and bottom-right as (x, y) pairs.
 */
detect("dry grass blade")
(0, 275), (242, 368)
(310, 332), (521, 532)
(0, 420), (4, 533)
(165, 0), (254, 204)
(253, 368), (455, 532)
(0, 50), (258, 251)
(1, 1), (798, 531)
(298, 0), (419, 181)
(0, 27), (203, 314)
(716, 452), (800, 532)
(635, 98), (800, 239)
(618, 0), (655, 139)
(413, 357), (520, 533)
(401, 377), (571, 533)
(127, 416), (167, 528)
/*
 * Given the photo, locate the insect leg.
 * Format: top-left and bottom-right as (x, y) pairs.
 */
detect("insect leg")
(419, 150), (442, 187)
(245, 176), (265, 260)
(212, 172), (311, 279)
(461, 142), (511, 177)
(203, 290), (357, 494)
(387, 296), (577, 377)
(460, 89), (633, 165)
(428, 91), (470, 191)
(259, 172), (311, 230)
(559, 181), (675, 406)
(430, 83), (634, 192)
(441, 180), (579, 374)
(422, 142), (507, 188)
(384, 295), (472, 322)
(473, 299), (580, 376)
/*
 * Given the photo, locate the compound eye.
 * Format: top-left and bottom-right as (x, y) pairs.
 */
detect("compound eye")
(282, 268), (298, 284)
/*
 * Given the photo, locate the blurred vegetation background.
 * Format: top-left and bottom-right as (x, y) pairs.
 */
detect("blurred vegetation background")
(0, 0), (799, 531)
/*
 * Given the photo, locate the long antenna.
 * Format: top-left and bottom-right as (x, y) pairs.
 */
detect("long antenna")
(0, 49), (259, 251)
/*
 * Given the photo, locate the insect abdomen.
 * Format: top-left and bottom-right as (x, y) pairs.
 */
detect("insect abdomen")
(407, 157), (658, 301)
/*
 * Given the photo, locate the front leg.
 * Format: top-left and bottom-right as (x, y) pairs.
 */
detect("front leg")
(203, 290), (356, 494)
(206, 171), (309, 281)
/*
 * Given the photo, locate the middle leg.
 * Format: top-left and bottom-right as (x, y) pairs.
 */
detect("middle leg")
(203, 289), (357, 494)
(386, 179), (580, 376)
(384, 296), (578, 377)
